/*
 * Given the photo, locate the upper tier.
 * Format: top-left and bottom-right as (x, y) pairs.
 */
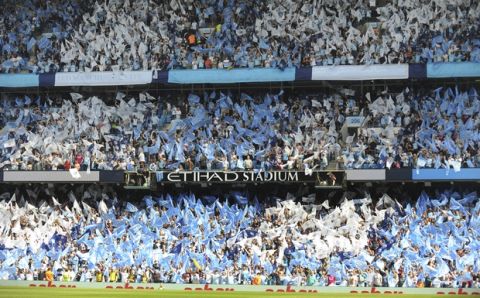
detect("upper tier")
(1, 0), (479, 75)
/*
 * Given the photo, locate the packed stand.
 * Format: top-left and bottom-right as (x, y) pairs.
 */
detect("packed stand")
(2, 0), (480, 73)
(343, 85), (480, 170)
(0, 187), (479, 287)
(0, 90), (352, 172)
(2, 85), (480, 172)
(0, 0), (87, 73)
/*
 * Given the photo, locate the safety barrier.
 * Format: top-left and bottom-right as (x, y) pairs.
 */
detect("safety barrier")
(1, 62), (478, 87)
(1, 168), (478, 184)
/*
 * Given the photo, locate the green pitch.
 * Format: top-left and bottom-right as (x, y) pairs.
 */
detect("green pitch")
(0, 287), (442, 298)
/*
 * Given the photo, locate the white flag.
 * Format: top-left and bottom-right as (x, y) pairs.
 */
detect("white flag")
(69, 169), (81, 179)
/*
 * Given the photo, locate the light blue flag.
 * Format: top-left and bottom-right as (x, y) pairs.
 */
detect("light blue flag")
(125, 202), (138, 213)
(431, 194), (448, 208)
(144, 196), (154, 208)
(240, 93), (253, 101)
(415, 192), (430, 215)
(450, 198), (466, 213)
(188, 94), (200, 104)
(166, 206), (179, 218)
(231, 192), (248, 205)
(27, 37), (37, 52)
(38, 36), (51, 50)
(259, 38), (269, 50)
(165, 194), (174, 208)
(458, 192), (477, 206)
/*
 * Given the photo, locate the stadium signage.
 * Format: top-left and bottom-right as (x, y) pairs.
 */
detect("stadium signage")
(184, 284), (235, 291)
(434, 289), (480, 296)
(2, 281), (480, 295)
(28, 283), (77, 288)
(349, 287), (403, 294)
(163, 171), (308, 183)
(264, 285), (318, 293)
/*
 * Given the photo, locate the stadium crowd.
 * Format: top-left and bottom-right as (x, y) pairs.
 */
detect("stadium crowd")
(2, 0), (480, 73)
(345, 86), (480, 171)
(1, 85), (480, 172)
(0, 187), (479, 287)
(0, 89), (348, 172)
(2, 0), (480, 293)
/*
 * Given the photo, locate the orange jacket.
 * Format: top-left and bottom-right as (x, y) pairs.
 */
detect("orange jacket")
(46, 270), (54, 282)
(252, 275), (261, 285)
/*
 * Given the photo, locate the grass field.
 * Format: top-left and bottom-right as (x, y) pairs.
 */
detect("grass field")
(0, 287), (446, 298)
